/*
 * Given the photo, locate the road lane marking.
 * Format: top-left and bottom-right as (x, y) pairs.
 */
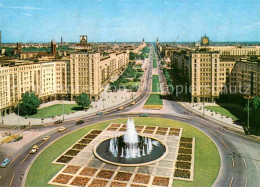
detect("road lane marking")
(229, 177), (234, 187)
(230, 142), (238, 149)
(244, 179), (247, 187)
(209, 130), (217, 137)
(195, 123), (204, 128)
(253, 160), (259, 172)
(9, 174), (14, 186)
(242, 158), (247, 170)
(201, 122), (209, 127)
(221, 140), (228, 149)
(216, 129), (225, 136)
(33, 139), (42, 146)
(21, 154), (30, 164)
(10, 153), (21, 165)
(231, 157), (235, 168)
(5, 152), (14, 159)
(239, 140), (248, 151)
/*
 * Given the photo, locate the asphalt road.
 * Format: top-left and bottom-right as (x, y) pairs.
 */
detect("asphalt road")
(0, 46), (259, 187)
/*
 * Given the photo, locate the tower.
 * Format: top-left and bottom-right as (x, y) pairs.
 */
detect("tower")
(61, 36), (63, 45)
(142, 38), (145, 43)
(51, 39), (57, 54)
(80, 35), (87, 44)
(156, 38), (159, 43)
(16, 42), (22, 54)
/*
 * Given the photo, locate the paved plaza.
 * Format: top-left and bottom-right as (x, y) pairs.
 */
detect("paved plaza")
(48, 123), (194, 187)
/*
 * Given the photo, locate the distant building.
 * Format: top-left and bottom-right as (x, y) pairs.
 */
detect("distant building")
(60, 36), (63, 45)
(80, 35), (88, 44)
(51, 40), (57, 54)
(0, 31), (1, 46)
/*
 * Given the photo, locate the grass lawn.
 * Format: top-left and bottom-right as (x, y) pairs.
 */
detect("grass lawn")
(152, 75), (161, 92)
(25, 104), (82, 119)
(120, 81), (140, 87)
(144, 94), (163, 105)
(205, 106), (238, 120)
(153, 58), (157, 68)
(25, 118), (220, 187)
(134, 65), (142, 69)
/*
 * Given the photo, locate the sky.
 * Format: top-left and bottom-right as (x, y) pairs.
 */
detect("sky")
(0, 0), (259, 43)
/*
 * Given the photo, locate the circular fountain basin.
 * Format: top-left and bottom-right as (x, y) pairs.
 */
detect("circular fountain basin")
(93, 135), (168, 166)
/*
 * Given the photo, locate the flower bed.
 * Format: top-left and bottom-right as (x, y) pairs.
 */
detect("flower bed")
(180, 142), (192, 148)
(179, 148), (192, 154)
(89, 179), (108, 187)
(96, 170), (114, 179)
(133, 174), (150, 184)
(176, 161), (191, 169)
(56, 156), (73, 163)
(71, 177), (90, 186)
(79, 167), (97, 176)
(177, 154), (191, 161)
(84, 134), (98, 139)
(174, 169), (190, 179)
(152, 176), (170, 186)
(79, 139), (92, 144)
(65, 149), (80, 156)
(180, 137), (193, 142)
(72, 144), (87, 150)
(53, 174), (73, 184)
(114, 172), (132, 181)
(63, 165), (81, 174)
(110, 181), (127, 187)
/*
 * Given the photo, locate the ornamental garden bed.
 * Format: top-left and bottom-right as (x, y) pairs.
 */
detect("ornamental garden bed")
(63, 165), (81, 174)
(133, 174), (150, 184)
(72, 144), (87, 150)
(96, 170), (115, 179)
(71, 176), (90, 186)
(174, 169), (190, 179)
(110, 181), (127, 187)
(79, 167), (97, 176)
(65, 149), (80, 156)
(174, 137), (195, 181)
(53, 174), (73, 184)
(56, 156), (73, 163)
(89, 179), (108, 187)
(114, 172), (133, 181)
(152, 176), (170, 186)
(176, 161), (191, 170)
(79, 139), (92, 144)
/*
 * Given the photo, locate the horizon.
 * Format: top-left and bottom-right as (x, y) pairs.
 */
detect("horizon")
(0, 0), (260, 43)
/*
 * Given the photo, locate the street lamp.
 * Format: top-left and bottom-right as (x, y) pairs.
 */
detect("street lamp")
(244, 95), (254, 131)
(17, 102), (20, 135)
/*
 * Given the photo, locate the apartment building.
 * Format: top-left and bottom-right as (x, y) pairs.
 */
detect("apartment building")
(70, 51), (129, 101)
(208, 46), (260, 56)
(0, 61), (68, 116)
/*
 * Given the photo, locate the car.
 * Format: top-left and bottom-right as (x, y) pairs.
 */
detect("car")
(96, 111), (103, 115)
(58, 127), (66, 132)
(30, 145), (39, 154)
(131, 101), (136, 105)
(140, 113), (149, 117)
(118, 106), (124, 111)
(42, 135), (50, 141)
(76, 120), (84, 125)
(1, 158), (10, 168)
(54, 120), (62, 125)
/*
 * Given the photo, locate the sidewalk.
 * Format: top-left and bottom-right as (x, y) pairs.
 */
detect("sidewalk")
(181, 102), (243, 130)
(1, 59), (149, 127)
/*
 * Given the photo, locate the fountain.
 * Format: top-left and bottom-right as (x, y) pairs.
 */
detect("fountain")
(94, 118), (167, 166)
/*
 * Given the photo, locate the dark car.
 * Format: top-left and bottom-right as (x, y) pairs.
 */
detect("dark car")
(76, 120), (84, 125)
(54, 120), (62, 125)
(96, 111), (103, 115)
(140, 113), (149, 117)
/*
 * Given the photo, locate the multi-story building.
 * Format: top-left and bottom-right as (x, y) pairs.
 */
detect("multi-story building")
(70, 51), (129, 101)
(208, 46), (260, 56)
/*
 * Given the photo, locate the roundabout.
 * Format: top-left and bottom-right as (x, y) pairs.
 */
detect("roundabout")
(25, 117), (220, 187)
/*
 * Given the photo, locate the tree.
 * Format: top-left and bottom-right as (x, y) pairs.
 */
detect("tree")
(18, 92), (41, 115)
(75, 92), (91, 109)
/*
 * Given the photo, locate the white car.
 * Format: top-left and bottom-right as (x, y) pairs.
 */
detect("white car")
(58, 127), (66, 132)
(42, 136), (50, 141)
(30, 145), (39, 154)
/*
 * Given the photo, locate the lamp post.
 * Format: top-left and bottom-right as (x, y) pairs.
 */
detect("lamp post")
(17, 102), (20, 135)
(244, 95), (254, 131)
(62, 96), (65, 121)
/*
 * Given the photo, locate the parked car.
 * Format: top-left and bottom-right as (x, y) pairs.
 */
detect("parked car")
(58, 127), (66, 132)
(140, 113), (149, 117)
(54, 120), (62, 125)
(76, 120), (84, 125)
(42, 136), (50, 141)
(30, 145), (39, 154)
(1, 158), (10, 168)
(131, 101), (136, 105)
(96, 111), (103, 115)
(118, 106), (124, 111)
